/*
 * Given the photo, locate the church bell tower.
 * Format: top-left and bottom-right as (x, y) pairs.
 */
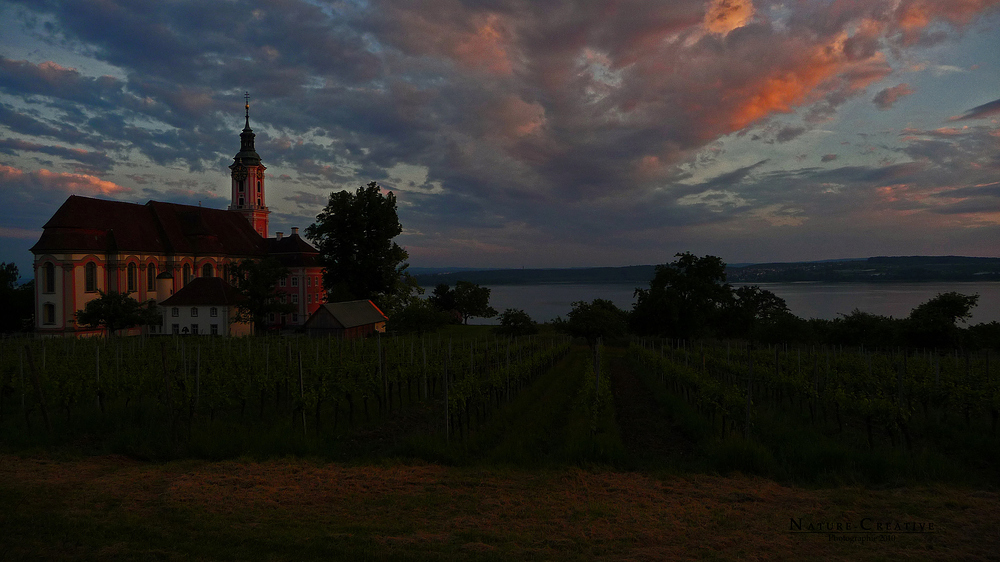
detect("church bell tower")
(229, 92), (269, 238)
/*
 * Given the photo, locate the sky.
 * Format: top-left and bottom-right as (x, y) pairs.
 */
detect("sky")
(2, 0), (1000, 280)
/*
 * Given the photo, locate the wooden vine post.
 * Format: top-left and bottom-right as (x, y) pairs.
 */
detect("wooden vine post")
(23, 346), (51, 432)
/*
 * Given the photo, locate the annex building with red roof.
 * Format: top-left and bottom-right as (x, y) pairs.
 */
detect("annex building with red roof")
(30, 99), (326, 336)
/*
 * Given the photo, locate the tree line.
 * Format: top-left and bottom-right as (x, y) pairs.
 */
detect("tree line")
(559, 252), (1000, 351)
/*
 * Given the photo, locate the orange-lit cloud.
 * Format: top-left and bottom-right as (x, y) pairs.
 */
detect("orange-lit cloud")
(724, 41), (891, 130)
(704, 0), (755, 35)
(454, 14), (515, 75)
(0, 165), (132, 197)
(380, 8), (516, 75)
(894, 0), (1000, 43)
(490, 95), (547, 139)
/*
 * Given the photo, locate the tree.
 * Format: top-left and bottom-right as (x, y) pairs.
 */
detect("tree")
(230, 257), (293, 334)
(630, 252), (731, 339)
(0, 262), (33, 332)
(76, 290), (160, 335)
(827, 309), (902, 348)
(386, 298), (452, 335)
(906, 291), (979, 349)
(555, 299), (628, 348)
(726, 285), (790, 341)
(305, 181), (412, 310)
(453, 281), (498, 325)
(494, 308), (538, 337)
(428, 283), (457, 312)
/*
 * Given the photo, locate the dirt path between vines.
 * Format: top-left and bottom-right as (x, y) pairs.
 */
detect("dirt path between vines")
(609, 351), (695, 465)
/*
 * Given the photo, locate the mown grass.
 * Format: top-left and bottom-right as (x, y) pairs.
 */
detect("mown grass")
(2, 453), (997, 561)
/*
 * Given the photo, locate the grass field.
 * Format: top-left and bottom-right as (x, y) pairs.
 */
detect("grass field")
(2, 340), (999, 560)
(3, 453), (998, 561)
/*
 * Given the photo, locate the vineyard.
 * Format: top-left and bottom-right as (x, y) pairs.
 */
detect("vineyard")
(632, 339), (1000, 480)
(0, 332), (571, 457)
(3, 330), (1000, 483)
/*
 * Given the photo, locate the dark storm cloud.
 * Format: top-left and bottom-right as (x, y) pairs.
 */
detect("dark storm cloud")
(0, 57), (125, 108)
(952, 98), (1000, 121)
(873, 83), (915, 109)
(776, 126), (808, 143)
(0, 103), (86, 143)
(927, 199), (1000, 215)
(0, 138), (113, 171)
(931, 183), (1000, 199)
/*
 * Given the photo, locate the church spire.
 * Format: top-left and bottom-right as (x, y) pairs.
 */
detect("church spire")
(244, 91), (251, 131)
(229, 92), (268, 238)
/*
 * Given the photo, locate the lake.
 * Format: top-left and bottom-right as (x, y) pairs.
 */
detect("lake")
(448, 281), (1000, 325)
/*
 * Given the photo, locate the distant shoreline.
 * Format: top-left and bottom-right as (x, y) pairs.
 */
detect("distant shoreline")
(413, 256), (1000, 286)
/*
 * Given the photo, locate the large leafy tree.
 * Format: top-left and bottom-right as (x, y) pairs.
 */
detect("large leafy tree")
(453, 281), (498, 324)
(630, 252), (731, 339)
(0, 263), (34, 332)
(906, 291), (979, 348)
(230, 257), (293, 334)
(556, 299), (628, 348)
(494, 308), (538, 337)
(725, 285), (790, 341)
(305, 182), (413, 311)
(387, 298), (452, 335)
(76, 290), (160, 335)
(428, 283), (457, 312)
(430, 281), (497, 324)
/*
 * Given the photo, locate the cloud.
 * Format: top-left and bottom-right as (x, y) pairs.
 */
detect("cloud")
(776, 126), (807, 143)
(704, 0), (755, 35)
(873, 84), (915, 110)
(0, 164), (132, 198)
(0, 226), (40, 240)
(284, 191), (328, 209)
(2, 0), (1000, 267)
(0, 138), (113, 171)
(951, 98), (1000, 121)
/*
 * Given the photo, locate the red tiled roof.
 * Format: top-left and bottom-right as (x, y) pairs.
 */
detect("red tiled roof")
(30, 195), (267, 257)
(267, 233), (320, 267)
(160, 277), (245, 306)
(306, 300), (387, 329)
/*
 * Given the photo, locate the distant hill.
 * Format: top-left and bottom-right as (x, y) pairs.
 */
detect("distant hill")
(414, 265), (657, 286)
(413, 256), (1000, 286)
(727, 256), (1000, 283)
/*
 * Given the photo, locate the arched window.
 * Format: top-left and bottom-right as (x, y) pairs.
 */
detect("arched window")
(147, 264), (157, 291)
(43, 262), (55, 294)
(202, 263), (213, 278)
(183, 264), (191, 285)
(85, 262), (97, 292)
(127, 263), (137, 293)
(43, 303), (55, 325)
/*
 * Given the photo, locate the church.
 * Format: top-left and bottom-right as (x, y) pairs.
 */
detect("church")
(30, 98), (326, 336)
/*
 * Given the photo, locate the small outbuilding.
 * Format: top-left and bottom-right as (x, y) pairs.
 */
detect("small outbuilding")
(304, 299), (387, 339)
(158, 276), (251, 336)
